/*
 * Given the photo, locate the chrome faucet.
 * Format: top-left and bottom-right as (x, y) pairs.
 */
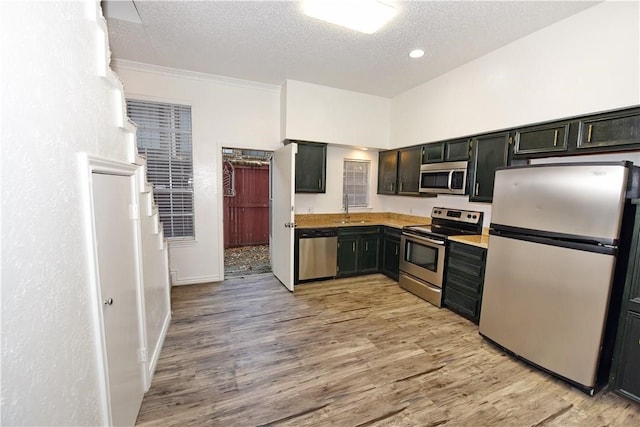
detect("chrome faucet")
(343, 194), (350, 222)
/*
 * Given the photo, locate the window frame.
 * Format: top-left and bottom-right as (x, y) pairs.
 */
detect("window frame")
(126, 99), (195, 240)
(342, 158), (370, 208)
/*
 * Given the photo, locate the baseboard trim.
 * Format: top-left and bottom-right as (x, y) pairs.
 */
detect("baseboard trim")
(172, 274), (223, 286)
(146, 310), (171, 391)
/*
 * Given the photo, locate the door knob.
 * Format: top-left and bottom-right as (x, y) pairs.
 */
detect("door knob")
(103, 297), (114, 305)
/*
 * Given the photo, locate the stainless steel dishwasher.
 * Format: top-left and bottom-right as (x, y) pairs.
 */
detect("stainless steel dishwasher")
(297, 228), (338, 281)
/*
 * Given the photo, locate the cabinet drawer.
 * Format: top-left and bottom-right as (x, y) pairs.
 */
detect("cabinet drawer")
(444, 286), (479, 320)
(338, 226), (380, 236)
(449, 242), (486, 262)
(448, 256), (484, 278)
(446, 270), (483, 294)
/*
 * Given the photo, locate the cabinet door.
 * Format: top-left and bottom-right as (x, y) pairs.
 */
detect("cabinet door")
(398, 146), (421, 194)
(578, 110), (640, 149)
(377, 150), (398, 194)
(295, 142), (326, 193)
(337, 236), (358, 277)
(445, 139), (470, 161)
(514, 123), (569, 155)
(359, 235), (380, 273)
(422, 142), (444, 163)
(614, 312), (640, 402)
(469, 133), (510, 203)
(382, 235), (400, 280)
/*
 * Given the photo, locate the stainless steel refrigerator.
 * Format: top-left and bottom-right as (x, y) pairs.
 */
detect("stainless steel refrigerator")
(479, 161), (637, 394)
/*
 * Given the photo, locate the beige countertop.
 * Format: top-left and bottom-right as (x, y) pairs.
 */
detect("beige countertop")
(295, 212), (490, 249)
(295, 212), (430, 230)
(448, 234), (490, 249)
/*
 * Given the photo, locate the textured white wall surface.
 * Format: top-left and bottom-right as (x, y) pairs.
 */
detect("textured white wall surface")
(390, 0), (640, 146)
(283, 80), (391, 149)
(113, 61), (282, 284)
(1, 1), (169, 425)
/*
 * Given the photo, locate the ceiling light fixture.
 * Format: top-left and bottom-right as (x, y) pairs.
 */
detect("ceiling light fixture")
(302, 1), (397, 35)
(409, 49), (425, 59)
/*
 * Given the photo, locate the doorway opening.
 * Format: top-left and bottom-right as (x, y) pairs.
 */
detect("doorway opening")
(222, 148), (272, 278)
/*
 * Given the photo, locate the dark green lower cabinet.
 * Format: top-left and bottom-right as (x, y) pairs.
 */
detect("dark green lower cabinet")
(610, 199), (640, 403)
(381, 227), (401, 280)
(443, 241), (487, 324)
(337, 227), (380, 277)
(337, 235), (358, 276)
(613, 312), (640, 402)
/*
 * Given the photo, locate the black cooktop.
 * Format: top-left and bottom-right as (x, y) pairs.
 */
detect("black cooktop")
(403, 207), (483, 239)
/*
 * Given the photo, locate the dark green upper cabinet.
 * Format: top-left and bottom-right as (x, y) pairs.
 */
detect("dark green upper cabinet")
(468, 132), (511, 203)
(377, 150), (398, 194)
(514, 123), (569, 155)
(578, 109), (640, 150)
(397, 146), (422, 195)
(422, 142), (444, 163)
(445, 138), (470, 162)
(294, 141), (327, 193)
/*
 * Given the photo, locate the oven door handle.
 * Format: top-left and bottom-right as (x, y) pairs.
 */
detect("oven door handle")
(403, 233), (446, 246)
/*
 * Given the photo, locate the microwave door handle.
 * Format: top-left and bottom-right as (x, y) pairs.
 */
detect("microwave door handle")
(404, 233), (445, 246)
(447, 170), (454, 191)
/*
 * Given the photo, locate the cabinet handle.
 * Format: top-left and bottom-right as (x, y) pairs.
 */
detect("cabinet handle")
(318, 178), (321, 189)
(553, 129), (558, 147)
(400, 182), (403, 192)
(352, 242), (356, 252)
(475, 183), (479, 196)
(587, 124), (593, 143)
(366, 242), (369, 251)
(395, 245), (398, 256)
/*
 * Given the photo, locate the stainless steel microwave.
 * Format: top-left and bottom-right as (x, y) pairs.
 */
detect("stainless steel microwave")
(419, 161), (468, 195)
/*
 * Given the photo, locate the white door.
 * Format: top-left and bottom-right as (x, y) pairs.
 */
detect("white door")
(92, 172), (144, 426)
(271, 143), (296, 291)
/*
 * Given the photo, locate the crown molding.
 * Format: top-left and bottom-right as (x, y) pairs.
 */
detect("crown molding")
(111, 59), (281, 92)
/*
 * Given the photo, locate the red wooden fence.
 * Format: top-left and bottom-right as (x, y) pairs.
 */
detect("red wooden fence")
(223, 163), (270, 248)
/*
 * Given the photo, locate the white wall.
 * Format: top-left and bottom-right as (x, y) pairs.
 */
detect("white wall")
(1, 2), (153, 425)
(295, 146), (384, 214)
(113, 61), (282, 284)
(384, 0), (640, 223)
(391, 1), (640, 146)
(282, 80), (391, 149)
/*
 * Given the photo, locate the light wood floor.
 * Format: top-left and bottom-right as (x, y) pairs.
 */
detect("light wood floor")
(136, 273), (640, 426)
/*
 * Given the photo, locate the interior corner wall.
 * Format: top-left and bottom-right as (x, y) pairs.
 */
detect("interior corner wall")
(390, 0), (640, 147)
(1, 2), (136, 425)
(113, 63), (282, 285)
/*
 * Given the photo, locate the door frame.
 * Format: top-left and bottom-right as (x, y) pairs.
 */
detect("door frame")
(77, 153), (148, 425)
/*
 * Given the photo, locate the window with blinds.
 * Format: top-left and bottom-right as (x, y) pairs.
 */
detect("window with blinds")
(126, 99), (194, 239)
(343, 159), (370, 207)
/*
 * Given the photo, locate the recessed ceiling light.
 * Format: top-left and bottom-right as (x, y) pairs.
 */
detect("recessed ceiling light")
(302, 1), (397, 35)
(409, 49), (425, 59)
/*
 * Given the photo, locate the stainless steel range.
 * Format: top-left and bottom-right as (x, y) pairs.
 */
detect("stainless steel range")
(400, 207), (483, 307)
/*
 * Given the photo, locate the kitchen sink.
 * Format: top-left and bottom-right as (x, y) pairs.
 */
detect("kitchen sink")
(333, 219), (372, 224)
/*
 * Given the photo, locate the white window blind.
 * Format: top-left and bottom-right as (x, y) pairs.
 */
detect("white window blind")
(343, 159), (370, 207)
(126, 99), (194, 239)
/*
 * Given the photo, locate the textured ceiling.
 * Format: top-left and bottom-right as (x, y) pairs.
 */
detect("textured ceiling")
(104, 1), (600, 97)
